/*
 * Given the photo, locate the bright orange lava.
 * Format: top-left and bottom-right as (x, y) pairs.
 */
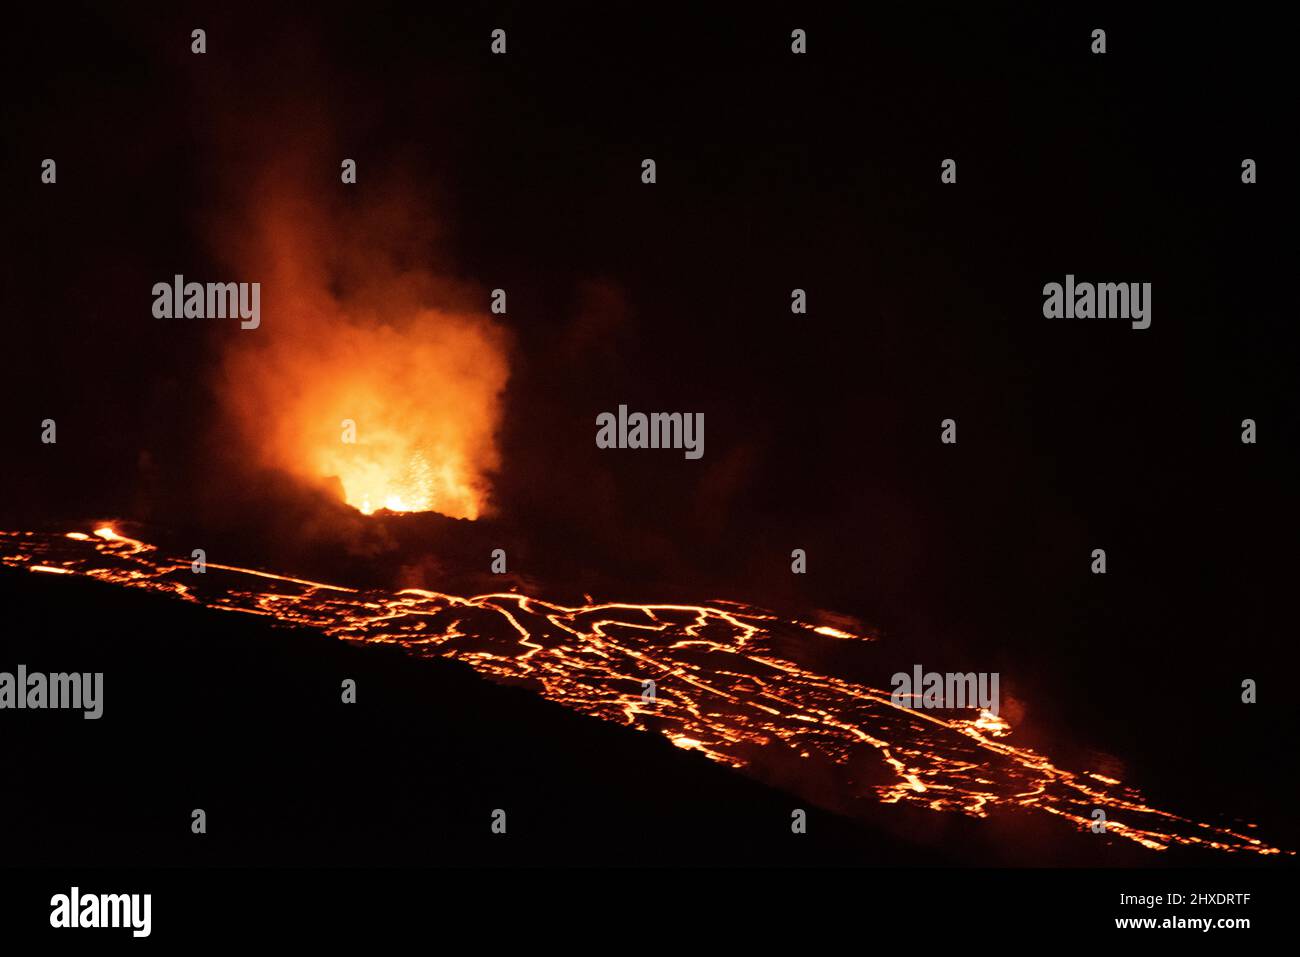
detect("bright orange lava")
(1, 525), (1287, 857)
(212, 183), (510, 521)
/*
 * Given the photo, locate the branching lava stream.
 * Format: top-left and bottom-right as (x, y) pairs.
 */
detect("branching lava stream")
(1, 525), (1284, 857)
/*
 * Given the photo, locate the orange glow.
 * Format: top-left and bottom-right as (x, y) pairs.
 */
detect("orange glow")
(265, 318), (508, 519)
(812, 625), (855, 639)
(215, 172), (509, 520)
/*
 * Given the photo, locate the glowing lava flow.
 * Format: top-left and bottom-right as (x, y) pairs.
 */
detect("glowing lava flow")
(1, 526), (1286, 856)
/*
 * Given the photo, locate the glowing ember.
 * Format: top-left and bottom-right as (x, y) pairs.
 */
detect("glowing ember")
(812, 625), (855, 639)
(1, 526), (1288, 857)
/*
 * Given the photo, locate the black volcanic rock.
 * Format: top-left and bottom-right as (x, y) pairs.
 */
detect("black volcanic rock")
(1, 569), (957, 867)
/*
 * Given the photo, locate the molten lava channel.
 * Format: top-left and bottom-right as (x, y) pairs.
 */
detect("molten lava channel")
(0, 526), (1286, 857)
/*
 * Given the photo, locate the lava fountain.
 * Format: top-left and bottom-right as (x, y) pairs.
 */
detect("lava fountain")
(213, 171), (509, 520)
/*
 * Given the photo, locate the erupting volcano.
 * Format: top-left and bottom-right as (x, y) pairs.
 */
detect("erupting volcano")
(4, 5), (1292, 935)
(1, 526), (1286, 858)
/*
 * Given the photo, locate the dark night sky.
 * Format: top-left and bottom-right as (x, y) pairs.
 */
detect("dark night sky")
(3, 4), (1295, 840)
